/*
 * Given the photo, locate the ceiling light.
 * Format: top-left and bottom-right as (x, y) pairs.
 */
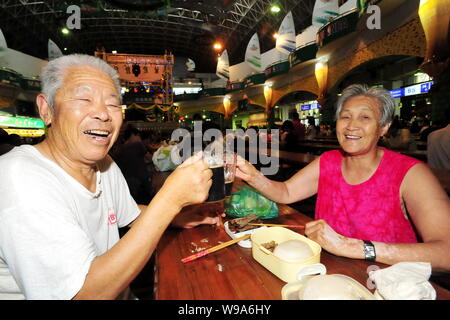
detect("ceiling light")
(273, 32), (279, 39)
(270, 5), (281, 13)
(213, 42), (222, 51)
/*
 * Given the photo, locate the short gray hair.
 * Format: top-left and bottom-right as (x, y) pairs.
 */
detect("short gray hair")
(335, 84), (395, 126)
(40, 54), (122, 111)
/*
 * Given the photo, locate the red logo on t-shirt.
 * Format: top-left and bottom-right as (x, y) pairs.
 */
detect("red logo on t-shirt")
(108, 208), (117, 225)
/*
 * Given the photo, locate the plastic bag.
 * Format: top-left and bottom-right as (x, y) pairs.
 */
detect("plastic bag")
(224, 185), (278, 219)
(152, 143), (178, 172)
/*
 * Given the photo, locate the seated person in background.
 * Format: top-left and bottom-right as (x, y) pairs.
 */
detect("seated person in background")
(291, 112), (305, 142)
(0, 128), (14, 156)
(419, 119), (430, 135)
(6, 133), (23, 147)
(427, 109), (450, 170)
(384, 119), (413, 150)
(305, 117), (319, 140)
(420, 120), (442, 141)
(236, 84), (450, 271)
(113, 125), (152, 204)
(0, 54), (216, 300)
(280, 120), (297, 151)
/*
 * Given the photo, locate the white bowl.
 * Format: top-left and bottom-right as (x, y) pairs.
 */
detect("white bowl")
(224, 221), (267, 248)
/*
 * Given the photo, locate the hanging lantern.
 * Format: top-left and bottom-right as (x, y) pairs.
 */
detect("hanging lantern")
(315, 59), (328, 106)
(223, 95), (231, 119)
(418, 0), (450, 76)
(263, 82), (273, 114)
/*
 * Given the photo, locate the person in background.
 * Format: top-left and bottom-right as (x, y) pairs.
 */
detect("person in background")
(280, 120), (297, 152)
(420, 120), (442, 141)
(291, 111), (305, 142)
(0, 54), (216, 300)
(305, 117), (319, 140)
(235, 84), (450, 272)
(113, 125), (152, 204)
(419, 119), (430, 136)
(427, 109), (450, 170)
(7, 133), (22, 147)
(385, 118), (413, 150)
(192, 112), (204, 131)
(0, 129), (14, 156)
(410, 118), (420, 134)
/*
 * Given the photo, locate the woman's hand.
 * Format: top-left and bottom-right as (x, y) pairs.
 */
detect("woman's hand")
(235, 154), (260, 184)
(159, 152), (212, 210)
(305, 219), (363, 259)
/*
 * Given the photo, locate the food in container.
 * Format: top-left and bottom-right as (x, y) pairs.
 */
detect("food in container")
(224, 216), (267, 248)
(251, 227), (321, 282)
(273, 240), (314, 263)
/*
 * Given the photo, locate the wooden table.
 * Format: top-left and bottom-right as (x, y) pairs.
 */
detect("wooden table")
(154, 203), (450, 300)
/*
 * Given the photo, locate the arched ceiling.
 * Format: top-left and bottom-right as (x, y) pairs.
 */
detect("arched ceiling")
(0, 0), (316, 73)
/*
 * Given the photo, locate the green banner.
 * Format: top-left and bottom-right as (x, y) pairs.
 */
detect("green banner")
(0, 68), (22, 88)
(264, 61), (290, 79)
(200, 88), (227, 97)
(289, 43), (318, 67)
(21, 78), (41, 91)
(244, 73), (266, 88)
(226, 81), (244, 92)
(0, 115), (45, 129)
(317, 9), (359, 48)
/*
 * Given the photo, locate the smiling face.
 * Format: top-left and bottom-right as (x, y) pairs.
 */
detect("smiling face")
(336, 95), (390, 156)
(41, 66), (123, 165)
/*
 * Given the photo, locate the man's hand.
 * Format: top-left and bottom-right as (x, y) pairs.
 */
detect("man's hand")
(159, 152), (212, 210)
(171, 202), (226, 229)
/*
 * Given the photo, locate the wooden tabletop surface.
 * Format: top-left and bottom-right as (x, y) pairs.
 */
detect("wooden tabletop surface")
(154, 202), (450, 300)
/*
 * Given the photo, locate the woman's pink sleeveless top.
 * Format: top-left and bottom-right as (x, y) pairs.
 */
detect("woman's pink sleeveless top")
(315, 148), (421, 243)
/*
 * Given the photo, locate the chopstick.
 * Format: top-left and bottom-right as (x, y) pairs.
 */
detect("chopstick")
(248, 223), (305, 228)
(181, 234), (251, 263)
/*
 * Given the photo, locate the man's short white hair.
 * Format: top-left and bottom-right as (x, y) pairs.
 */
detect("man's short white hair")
(40, 54), (122, 112)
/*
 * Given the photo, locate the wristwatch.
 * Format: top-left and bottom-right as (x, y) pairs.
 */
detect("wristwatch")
(363, 240), (376, 261)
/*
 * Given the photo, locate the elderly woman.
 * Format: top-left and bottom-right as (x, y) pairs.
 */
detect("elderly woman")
(236, 84), (450, 271)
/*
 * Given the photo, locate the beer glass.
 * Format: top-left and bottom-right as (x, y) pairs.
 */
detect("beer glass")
(224, 151), (237, 197)
(203, 142), (225, 202)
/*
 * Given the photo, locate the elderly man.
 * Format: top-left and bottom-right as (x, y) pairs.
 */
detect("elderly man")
(0, 54), (214, 299)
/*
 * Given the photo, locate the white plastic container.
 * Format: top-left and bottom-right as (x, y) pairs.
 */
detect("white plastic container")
(251, 227), (321, 283)
(281, 264), (376, 300)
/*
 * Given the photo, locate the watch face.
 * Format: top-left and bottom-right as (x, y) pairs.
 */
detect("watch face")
(364, 241), (376, 261)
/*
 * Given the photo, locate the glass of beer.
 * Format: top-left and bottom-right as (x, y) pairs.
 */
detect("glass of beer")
(203, 142), (225, 202)
(224, 151), (237, 197)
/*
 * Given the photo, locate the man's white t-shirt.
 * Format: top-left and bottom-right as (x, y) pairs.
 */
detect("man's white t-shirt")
(0, 145), (141, 299)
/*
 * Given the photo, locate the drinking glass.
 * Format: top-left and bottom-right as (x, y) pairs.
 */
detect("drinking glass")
(224, 151), (237, 197)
